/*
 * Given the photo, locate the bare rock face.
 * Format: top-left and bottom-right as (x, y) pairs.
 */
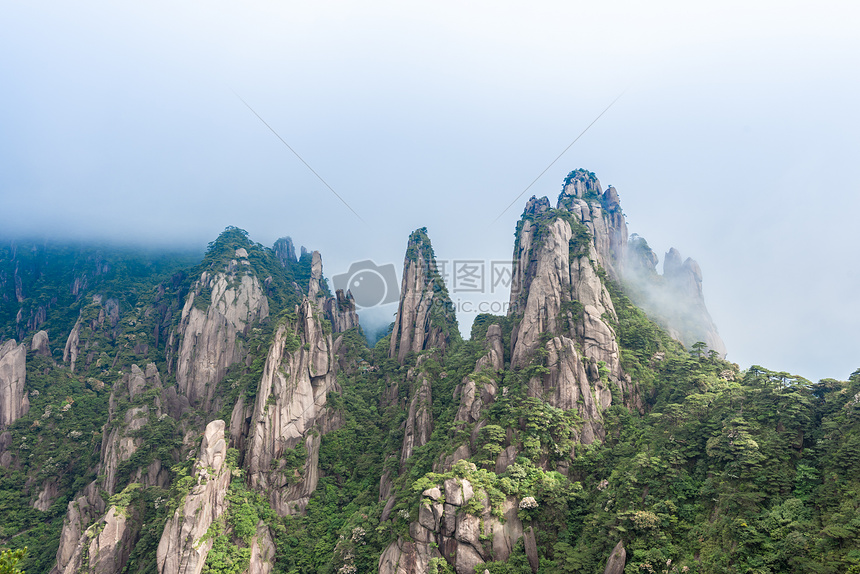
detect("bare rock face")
(324, 289), (360, 333)
(508, 202), (629, 427)
(51, 483), (106, 574)
(400, 371), (433, 470)
(157, 420), (230, 574)
(389, 228), (458, 363)
(0, 339), (27, 428)
(308, 250), (324, 300)
(31, 330), (51, 357)
(34, 478), (59, 512)
(249, 521), (276, 574)
(246, 299), (341, 516)
(380, 470), (527, 574)
(523, 526), (539, 573)
(59, 502), (141, 574)
(63, 318), (82, 372)
(623, 235), (727, 357)
(603, 541), (626, 574)
(378, 537), (442, 574)
(454, 324), (503, 426)
(175, 260), (269, 410)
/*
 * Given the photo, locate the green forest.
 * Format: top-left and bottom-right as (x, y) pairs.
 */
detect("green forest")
(0, 224), (858, 574)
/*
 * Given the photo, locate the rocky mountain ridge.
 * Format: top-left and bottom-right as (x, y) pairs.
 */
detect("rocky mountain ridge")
(1, 171), (856, 574)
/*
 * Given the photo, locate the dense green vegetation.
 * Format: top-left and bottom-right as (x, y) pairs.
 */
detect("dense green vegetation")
(1, 227), (859, 574)
(260, 276), (860, 573)
(0, 229), (315, 573)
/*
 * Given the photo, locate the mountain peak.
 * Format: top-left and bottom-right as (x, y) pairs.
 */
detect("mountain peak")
(388, 228), (458, 363)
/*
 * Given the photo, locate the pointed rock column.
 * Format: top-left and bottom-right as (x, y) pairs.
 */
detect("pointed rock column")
(662, 248), (727, 357)
(246, 298), (341, 516)
(389, 228), (458, 363)
(157, 420), (230, 574)
(0, 339), (27, 428)
(507, 189), (631, 445)
(63, 318), (82, 373)
(324, 289), (360, 333)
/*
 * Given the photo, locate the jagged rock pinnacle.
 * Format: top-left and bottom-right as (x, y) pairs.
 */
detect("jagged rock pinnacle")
(388, 228), (458, 363)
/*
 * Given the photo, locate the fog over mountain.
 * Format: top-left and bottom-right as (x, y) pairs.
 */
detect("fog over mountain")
(1, 1), (858, 381)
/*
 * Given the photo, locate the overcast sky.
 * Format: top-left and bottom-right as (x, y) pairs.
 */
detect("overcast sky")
(2, 1), (858, 382)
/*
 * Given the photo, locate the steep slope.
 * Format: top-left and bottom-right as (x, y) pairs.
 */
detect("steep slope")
(244, 298), (342, 516)
(51, 362), (169, 574)
(389, 228), (459, 363)
(0, 339), (27, 428)
(5, 181), (860, 574)
(174, 248), (269, 411)
(156, 420), (230, 574)
(625, 236), (727, 356)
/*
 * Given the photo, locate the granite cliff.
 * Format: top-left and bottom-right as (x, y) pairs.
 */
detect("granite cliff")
(7, 170), (840, 574)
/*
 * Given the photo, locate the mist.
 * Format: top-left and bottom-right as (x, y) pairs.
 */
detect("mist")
(1, 1), (858, 382)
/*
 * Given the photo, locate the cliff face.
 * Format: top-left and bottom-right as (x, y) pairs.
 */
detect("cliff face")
(51, 483), (107, 574)
(0, 339), (27, 428)
(508, 193), (635, 442)
(624, 236), (727, 356)
(175, 249), (269, 411)
(52, 363), (167, 574)
(0, 197), (740, 574)
(157, 420), (230, 574)
(379, 463), (529, 574)
(399, 368), (433, 470)
(324, 289), (360, 333)
(245, 298), (341, 516)
(100, 364), (168, 495)
(454, 324), (503, 426)
(389, 229), (458, 363)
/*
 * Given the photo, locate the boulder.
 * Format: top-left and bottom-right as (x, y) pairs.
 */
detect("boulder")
(31, 330), (50, 357)
(603, 541), (626, 574)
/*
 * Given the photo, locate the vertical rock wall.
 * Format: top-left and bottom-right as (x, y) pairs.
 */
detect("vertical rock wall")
(157, 420), (230, 574)
(245, 298), (341, 516)
(175, 250), (269, 410)
(389, 229), (457, 363)
(0, 339), (27, 428)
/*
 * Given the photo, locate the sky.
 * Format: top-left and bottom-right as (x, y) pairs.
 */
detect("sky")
(1, 0), (858, 382)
